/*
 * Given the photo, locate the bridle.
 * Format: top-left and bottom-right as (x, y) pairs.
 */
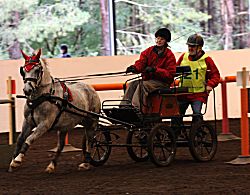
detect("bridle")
(20, 59), (44, 90)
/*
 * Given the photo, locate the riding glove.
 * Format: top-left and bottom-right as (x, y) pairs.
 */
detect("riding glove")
(145, 66), (156, 73)
(126, 65), (136, 74)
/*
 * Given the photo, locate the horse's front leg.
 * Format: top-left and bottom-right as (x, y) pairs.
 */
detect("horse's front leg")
(45, 130), (67, 173)
(78, 129), (91, 170)
(78, 118), (96, 171)
(9, 123), (48, 171)
(8, 119), (34, 172)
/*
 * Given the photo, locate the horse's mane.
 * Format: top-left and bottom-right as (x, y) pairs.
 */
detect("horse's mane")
(40, 58), (49, 69)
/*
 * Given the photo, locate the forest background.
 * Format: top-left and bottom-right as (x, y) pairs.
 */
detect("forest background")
(0, 0), (249, 60)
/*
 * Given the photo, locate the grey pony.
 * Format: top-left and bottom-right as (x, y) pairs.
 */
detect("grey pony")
(8, 49), (101, 173)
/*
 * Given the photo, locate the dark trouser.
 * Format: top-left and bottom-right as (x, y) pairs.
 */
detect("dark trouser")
(172, 100), (203, 128)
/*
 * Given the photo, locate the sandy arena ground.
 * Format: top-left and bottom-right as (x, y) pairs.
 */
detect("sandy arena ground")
(0, 119), (250, 195)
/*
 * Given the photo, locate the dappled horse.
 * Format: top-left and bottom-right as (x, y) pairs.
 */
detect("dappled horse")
(8, 49), (101, 173)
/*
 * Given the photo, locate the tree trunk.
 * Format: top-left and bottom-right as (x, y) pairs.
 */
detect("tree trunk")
(8, 11), (21, 59)
(239, 0), (247, 48)
(221, 0), (234, 50)
(208, 0), (218, 35)
(8, 39), (21, 59)
(100, 0), (110, 56)
(200, 0), (206, 32)
(246, 0), (250, 47)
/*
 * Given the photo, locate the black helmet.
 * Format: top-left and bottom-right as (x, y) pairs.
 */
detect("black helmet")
(155, 28), (171, 42)
(60, 44), (68, 51)
(186, 34), (204, 47)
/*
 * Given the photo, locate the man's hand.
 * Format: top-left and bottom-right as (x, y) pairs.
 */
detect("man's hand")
(206, 86), (213, 94)
(145, 66), (156, 73)
(126, 65), (136, 74)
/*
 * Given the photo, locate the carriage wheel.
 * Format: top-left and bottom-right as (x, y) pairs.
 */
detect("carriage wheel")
(189, 123), (217, 162)
(147, 124), (176, 167)
(126, 129), (149, 162)
(90, 130), (111, 167)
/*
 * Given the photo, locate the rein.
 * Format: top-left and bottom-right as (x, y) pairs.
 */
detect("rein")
(56, 71), (132, 82)
(57, 71), (126, 79)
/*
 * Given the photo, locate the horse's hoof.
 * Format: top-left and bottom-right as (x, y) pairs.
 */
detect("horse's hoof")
(45, 162), (55, 174)
(78, 163), (91, 171)
(45, 167), (55, 174)
(9, 159), (22, 169)
(8, 166), (14, 173)
(8, 162), (21, 173)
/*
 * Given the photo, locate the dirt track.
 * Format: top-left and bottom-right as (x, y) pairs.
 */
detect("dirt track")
(1, 119), (250, 195)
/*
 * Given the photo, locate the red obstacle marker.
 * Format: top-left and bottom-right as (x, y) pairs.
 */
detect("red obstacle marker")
(6, 79), (16, 95)
(61, 133), (82, 152)
(227, 67), (250, 165)
(92, 83), (124, 91)
(218, 78), (240, 141)
(6, 77), (16, 145)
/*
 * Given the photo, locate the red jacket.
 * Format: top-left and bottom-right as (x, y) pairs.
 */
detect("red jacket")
(177, 51), (221, 103)
(132, 46), (176, 85)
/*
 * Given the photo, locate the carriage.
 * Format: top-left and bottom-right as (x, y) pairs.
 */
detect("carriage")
(9, 49), (217, 172)
(88, 65), (218, 167)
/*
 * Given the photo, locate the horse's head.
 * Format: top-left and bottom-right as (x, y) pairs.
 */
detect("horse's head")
(20, 49), (43, 97)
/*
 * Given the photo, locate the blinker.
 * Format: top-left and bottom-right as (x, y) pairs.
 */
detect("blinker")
(20, 67), (25, 78)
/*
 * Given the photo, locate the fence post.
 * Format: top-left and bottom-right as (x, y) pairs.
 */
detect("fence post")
(11, 97), (16, 144)
(227, 67), (250, 165)
(7, 76), (14, 145)
(218, 79), (240, 141)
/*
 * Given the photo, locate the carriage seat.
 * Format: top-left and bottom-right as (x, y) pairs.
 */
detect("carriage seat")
(151, 66), (191, 95)
(102, 100), (142, 124)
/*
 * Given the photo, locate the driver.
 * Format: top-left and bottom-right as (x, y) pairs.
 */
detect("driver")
(176, 33), (220, 126)
(123, 27), (176, 110)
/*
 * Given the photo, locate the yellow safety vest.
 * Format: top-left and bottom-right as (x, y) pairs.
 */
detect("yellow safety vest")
(180, 52), (208, 93)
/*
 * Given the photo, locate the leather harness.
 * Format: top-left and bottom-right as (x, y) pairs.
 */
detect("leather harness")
(27, 81), (73, 131)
